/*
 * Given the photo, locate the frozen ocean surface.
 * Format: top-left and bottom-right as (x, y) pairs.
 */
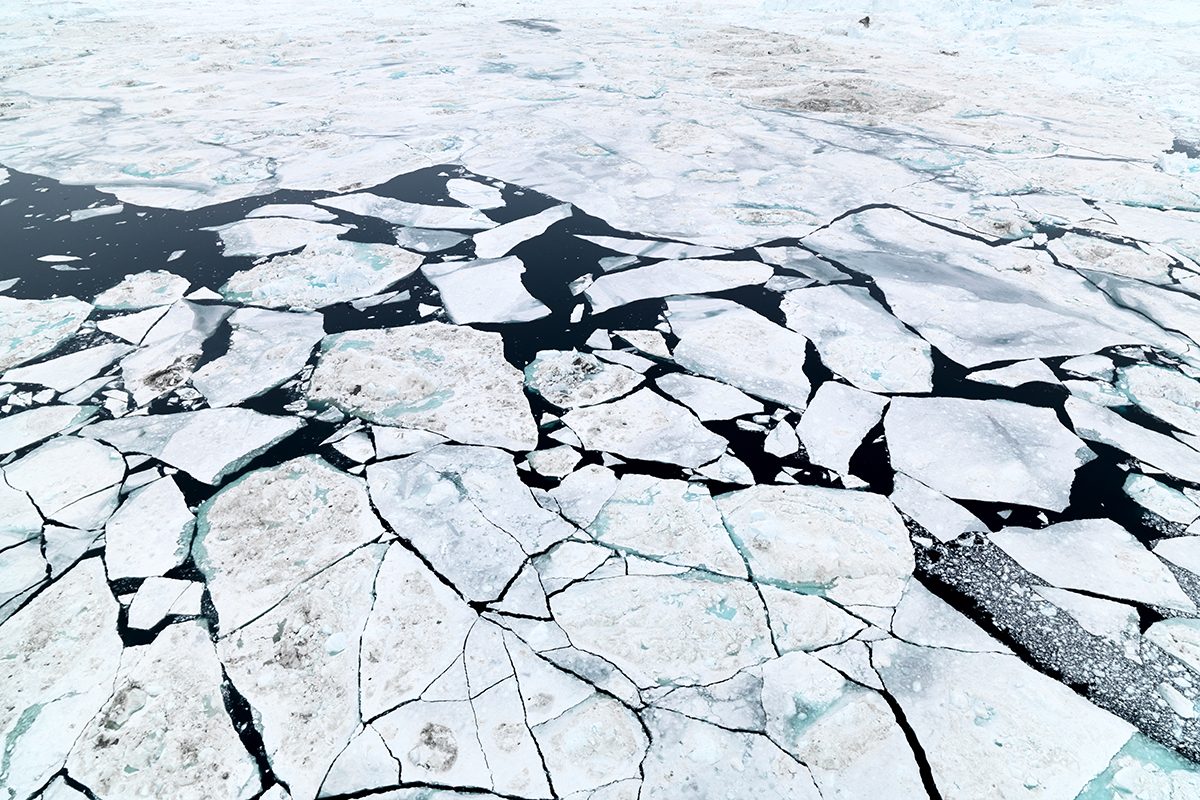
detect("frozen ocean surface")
(2, 1), (1200, 798)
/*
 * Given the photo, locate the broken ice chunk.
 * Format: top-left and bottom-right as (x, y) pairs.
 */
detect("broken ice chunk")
(95, 305), (169, 345)
(1082, 270), (1200, 347)
(577, 234), (730, 259)
(0, 405), (97, 455)
(717, 484), (914, 607)
(795, 382), (887, 475)
(93, 270), (190, 310)
(218, 545), (384, 800)
(308, 323), (537, 451)
(872, 640), (1133, 800)
(1115, 364), (1200, 438)
(68, 620), (262, 798)
(2, 343), (131, 392)
(119, 299), (232, 406)
(371, 426), (447, 459)
(588, 474), (747, 577)
(1034, 586), (1141, 658)
(0, 469), (41, 550)
(393, 226), (468, 252)
(667, 296), (811, 409)
(969, 359), (1060, 388)
(318, 728), (399, 798)
(126, 577), (203, 629)
(551, 572), (774, 687)
(763, 421), (799, 457)
(585, 259), (771, 313)
(191, 308), (324, 407)
(759, 586), (864, 652)
(655, 372), (764, 421)
(315, 191), (496, 229)
(421, 255), (550, 323)
(886, 397), (1092, 511)
(104, 476), (195, 579)
(992, 519), (1195, 612)
(889, 473), (989, 542)
(0, 559), (121, 800)
(446, 177), (505, 209)
(696, 452), (754, 484)
(1049, 232), (1175, 284)
(0, 295), (92, 371)
(526, 445), (582, 478)
(562, 388), (727, 468)
(207, 216), (349, 257)
(524, 349), (643, 409)
(614, 329), (670, 358)
(547, 464), (619, 527)
(1065, 396), (1200, 484)
(6, 437), (123, 529)
(755, 246), (847, 284)
(246, 203), (337, 222)
(368, 445), (573, 601)
(1076, 734), (1200, 799)
(595, 348), (655, 371)
(82, 407), (302, 485)
(892, 581), (1007, 653)
(220, 240), (423, 310)
(781, 285), (933, 393)
(195, 456), (383, 634)
(0, 540), (47, 615)
(1060, 353), (1115, 380)
(471, 203), (571, 258)
(1125, 473), (1200, 526)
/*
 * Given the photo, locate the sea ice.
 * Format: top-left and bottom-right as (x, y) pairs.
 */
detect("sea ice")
(2, 343), (132, 392)
(524, 349), (643, 409)
(585, 259), (771, 313)
(889, 473), (988, 542)
(208, 216), (349, 257)
(126, 577), (204, 630)
(576, 234), (730, 260)
(0, 295), (91, 372)
(781, 285), (933, 393)
(369, 445), (573, 601)
(886, 397), (1092, 511)
(561, 388), (727, 468)
(104, 476), (195, 580)
(191, 308), (324, 407)
(1065, 397), (1200, 484)
(471, 203), (571, 258)
(221, 240), (423, 310)
(795, 382), (888, 475)
(315, 192), (496, 229)
(308, 323), (537, 450)
(654, 372), (764, 421)
(82, 407), (302, 484)
(5, 437), (124, 530)
(717, 484), (914, 607)
(0, 404), (97, 455)
(667, 296), (811, 409)
(446, 177), (504, 209)
(587, 474), (746, 577)
(422, 255), (550, 323)
(991, 519), (1195, 612)
(67, 621), (262, 799)
(93, 270), (190, 310)
(194, 456), (384, 631)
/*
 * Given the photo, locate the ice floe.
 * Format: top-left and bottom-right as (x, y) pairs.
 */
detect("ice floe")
(308, 323), (536, 450)
(422, 255), (550, 323)
(191, 308), (324, 407)
(524, 349), (642, 409)
(5, 437), (124, 530)
(209, 217), (349, 258)
(886, 397), (1092, 511)
(781, 285), (933, 394)
(472, 203), (571, 258)
(561, 388), (727, 468)
(0, 296), (91, 372)
(0, 404), (97, 455)
(795, 382), (887, 475)
(315, 192), (496, 229)
(586, 259), (771, 313)
(93, 270), (191, 310)
(221, 240), (423, 310)
(104, 476), (195, 580)
(2, 343), (132, 392)
(667, 296), (811, 409)
(83, 407), (301, 484)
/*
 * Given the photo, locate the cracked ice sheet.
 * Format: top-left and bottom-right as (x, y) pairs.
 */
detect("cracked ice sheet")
(82, 407), (302, 485)
(307, 323), (537, 451)
(368, 445), (573, 602)
(873, 640), (1135, 800)
(421, 255), (550, 324)
(0, 295), (91, 372)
